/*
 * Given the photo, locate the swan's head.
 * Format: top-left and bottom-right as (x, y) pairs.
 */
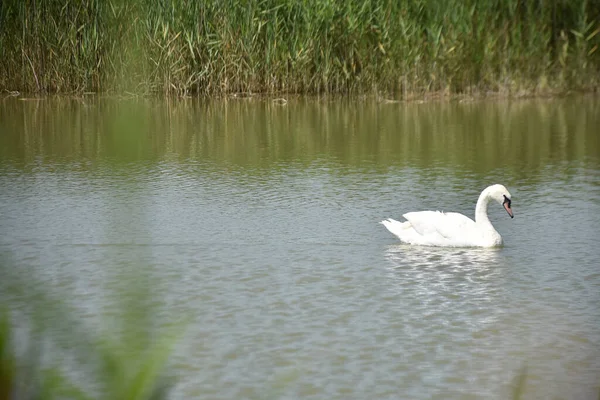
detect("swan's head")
(487, 184), (513, 218)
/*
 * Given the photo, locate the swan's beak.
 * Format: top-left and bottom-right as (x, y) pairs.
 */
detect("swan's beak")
(503, 202), (513, 218)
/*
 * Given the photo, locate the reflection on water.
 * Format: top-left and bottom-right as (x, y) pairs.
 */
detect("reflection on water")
(382, 238), (600, 400)
(0, 97), (598, 173)
(383, 245), (508, 375)
(385, 244), (502, 269)
(0, 96), (599, 400)
(384, 245), (504, 303)
(383, 245), (504, 310)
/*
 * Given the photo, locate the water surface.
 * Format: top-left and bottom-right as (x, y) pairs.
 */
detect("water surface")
(1, 96), (599, 399)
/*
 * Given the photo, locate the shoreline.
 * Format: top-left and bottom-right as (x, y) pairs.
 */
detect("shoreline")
(3, 87), (598, 103)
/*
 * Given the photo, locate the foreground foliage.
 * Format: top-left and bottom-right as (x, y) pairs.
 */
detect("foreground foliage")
(0, 257), (183, 400)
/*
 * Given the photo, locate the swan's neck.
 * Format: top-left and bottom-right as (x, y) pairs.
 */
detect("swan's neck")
(474, 191), (493, 227)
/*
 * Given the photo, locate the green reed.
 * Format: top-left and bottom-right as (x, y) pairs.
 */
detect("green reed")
(0, 255), (184, 400)
(1, 0), (599, 96)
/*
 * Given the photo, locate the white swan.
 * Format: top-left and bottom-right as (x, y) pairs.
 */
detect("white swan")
(381, 184), (513, 247)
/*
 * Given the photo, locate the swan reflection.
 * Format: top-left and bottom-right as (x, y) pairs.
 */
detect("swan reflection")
(384, 244), (502, 271)
(383, 244), (506, 329)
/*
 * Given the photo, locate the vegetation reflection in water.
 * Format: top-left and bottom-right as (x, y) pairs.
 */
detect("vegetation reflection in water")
(0, 97), (598, 171)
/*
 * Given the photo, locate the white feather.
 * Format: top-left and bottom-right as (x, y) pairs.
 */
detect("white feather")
(381, 184), (513, 248)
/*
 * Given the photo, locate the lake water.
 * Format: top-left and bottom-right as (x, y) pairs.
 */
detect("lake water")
(0, 96), (599, 399)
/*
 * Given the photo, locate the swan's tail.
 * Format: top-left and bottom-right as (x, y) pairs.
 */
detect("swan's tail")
(380, 218), (411, 240)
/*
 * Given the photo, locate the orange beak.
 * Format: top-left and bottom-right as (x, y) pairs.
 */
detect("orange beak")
(503, 201), (513, 218)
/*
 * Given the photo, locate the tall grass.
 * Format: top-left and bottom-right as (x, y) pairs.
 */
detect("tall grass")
(0, 0), (599, 96)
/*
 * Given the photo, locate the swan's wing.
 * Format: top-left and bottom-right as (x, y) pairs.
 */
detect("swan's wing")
(402, 211), (475, 239)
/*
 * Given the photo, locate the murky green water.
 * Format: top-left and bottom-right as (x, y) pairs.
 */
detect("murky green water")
(1, 96), (599, 399)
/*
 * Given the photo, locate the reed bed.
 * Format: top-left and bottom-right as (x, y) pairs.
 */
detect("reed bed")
(1, 0), (599, 96)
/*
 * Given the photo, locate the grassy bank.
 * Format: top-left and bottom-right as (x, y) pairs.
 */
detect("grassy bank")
(1, 0), (599, 96)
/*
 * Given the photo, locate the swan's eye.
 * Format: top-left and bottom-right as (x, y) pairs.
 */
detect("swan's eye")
(503, 195), (511, 208)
